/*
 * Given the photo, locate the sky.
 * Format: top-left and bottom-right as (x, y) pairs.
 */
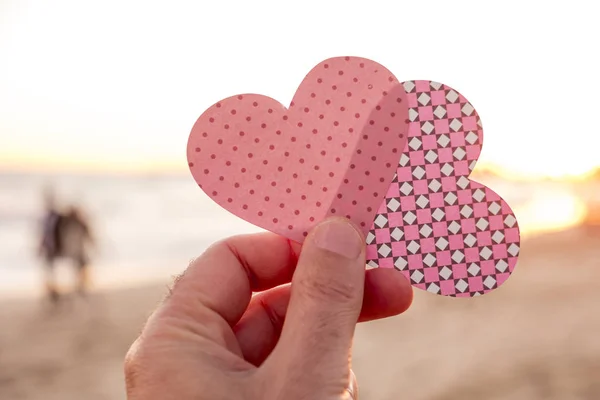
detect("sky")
(1, 0), (598, 178)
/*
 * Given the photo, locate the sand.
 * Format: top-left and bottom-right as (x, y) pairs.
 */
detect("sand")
(1, 227), (599, 400)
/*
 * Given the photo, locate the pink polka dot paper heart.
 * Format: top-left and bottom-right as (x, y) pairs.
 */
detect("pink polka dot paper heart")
(366, 81), (520, 297)
(187, 57), (409, 242)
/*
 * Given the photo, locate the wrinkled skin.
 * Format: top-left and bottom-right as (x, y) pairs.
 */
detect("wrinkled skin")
(125, 218), (413, 399)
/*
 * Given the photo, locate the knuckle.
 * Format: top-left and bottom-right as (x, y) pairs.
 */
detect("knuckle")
(124, 339), (146, 392)
(298, 271), (359, 304)
(309, 279), (356, 302)
(123, 336), (169, 398)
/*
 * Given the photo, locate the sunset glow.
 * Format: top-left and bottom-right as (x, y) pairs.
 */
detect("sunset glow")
(1, 0), (598, 179)
(516, 193), (588, 237)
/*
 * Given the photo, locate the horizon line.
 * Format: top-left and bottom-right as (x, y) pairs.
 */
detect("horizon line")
(1, 162), (598, 182)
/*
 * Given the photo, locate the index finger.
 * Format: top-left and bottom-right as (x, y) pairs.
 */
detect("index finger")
(163, 231), (301, 328)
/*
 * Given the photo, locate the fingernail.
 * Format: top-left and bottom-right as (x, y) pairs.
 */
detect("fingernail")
(313, 218), (363, 259)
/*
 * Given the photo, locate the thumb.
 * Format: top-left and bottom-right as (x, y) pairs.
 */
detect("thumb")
(263, 217), (365, 397)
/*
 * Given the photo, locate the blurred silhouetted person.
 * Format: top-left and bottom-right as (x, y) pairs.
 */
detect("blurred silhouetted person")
(38, 187), (95, 303)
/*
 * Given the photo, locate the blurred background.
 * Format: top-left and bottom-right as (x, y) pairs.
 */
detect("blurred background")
(1, 1), (599, 399)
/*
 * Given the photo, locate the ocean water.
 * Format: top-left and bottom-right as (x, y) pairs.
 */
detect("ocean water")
(0, 172), (593, 297)
(0, 172), (263, 297)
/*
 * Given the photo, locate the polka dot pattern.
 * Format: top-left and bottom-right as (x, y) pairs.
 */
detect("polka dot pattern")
(187, 56), (409, 242)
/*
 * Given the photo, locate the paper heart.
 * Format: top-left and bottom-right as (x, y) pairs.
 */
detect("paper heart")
(188, 57), (409, 242)
(366, 81), (520, 297)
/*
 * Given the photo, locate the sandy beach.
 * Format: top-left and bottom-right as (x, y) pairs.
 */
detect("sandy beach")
(1, 226), (599, 400)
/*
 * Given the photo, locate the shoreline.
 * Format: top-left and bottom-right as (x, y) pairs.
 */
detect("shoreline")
(0, 258), (192, 302)
(1, 226), (600, 399)
(2, 220), (596, 302)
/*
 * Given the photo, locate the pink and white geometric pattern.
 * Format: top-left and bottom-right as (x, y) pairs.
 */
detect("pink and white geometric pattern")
(366, 81), (520, 297)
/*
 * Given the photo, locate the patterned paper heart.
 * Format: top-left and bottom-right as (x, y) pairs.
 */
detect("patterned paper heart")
(187, 57), (409, 242)
(366, 81), (520, 297)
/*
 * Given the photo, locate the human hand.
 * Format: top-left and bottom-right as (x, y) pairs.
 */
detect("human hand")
(125, 217), (413, 399)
